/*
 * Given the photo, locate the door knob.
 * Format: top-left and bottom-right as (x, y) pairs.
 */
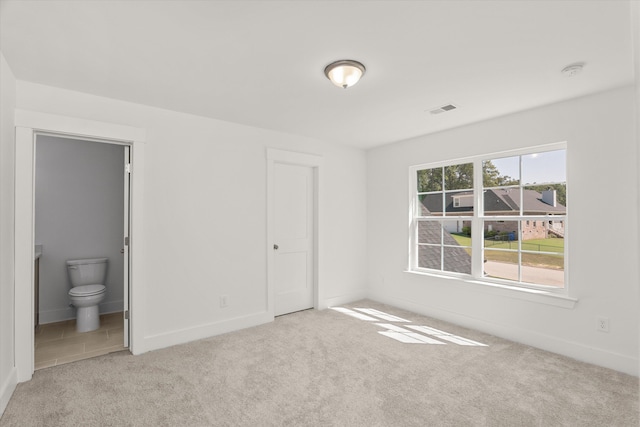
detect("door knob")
(273, 244), (279, 250)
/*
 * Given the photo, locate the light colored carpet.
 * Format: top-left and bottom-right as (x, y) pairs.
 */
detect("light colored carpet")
(1, 299), (637, 426)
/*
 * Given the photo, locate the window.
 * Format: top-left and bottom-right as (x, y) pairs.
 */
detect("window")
(410, 145), (567, 290)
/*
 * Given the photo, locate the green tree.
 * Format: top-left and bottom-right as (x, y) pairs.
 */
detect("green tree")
(418, 163), (473, 192)
(445, 163), (473, 190)
(482, 160), (518, 187)
(417, 167), (442, 192)
(418, 161), (527, 192)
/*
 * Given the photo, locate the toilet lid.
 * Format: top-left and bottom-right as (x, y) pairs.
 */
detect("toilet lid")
(69, 284), (105, 296)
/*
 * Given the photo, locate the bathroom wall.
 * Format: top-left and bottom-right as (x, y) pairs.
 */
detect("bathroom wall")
(35, 135), (125, 323)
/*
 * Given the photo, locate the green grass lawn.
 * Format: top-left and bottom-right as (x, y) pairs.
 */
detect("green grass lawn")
(450, 234), (564, 269)
(485, 238), (564, 254)
(451, 234), (471, 246)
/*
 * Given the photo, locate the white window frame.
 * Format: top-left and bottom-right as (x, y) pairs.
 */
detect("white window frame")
(408, 142), (568, 294)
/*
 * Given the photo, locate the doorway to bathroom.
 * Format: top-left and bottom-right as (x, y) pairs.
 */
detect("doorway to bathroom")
(33, 134), (131, 370)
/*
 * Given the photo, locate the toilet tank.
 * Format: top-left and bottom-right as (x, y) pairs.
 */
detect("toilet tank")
(66, 258), (108, 287)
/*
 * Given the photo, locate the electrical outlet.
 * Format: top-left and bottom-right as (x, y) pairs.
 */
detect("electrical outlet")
(597, 316), (609, 333)
(220, 295), (229, 308)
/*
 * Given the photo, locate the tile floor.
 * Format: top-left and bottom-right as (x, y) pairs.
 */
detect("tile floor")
(35, 312), (127, 370)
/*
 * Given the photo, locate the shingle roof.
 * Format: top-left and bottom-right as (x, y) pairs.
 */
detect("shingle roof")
(418, 221), (471, 274)
(488, 188), (566, 214)
(420, 189), (566, 215)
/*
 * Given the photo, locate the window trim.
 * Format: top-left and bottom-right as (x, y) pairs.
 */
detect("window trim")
(408, 142), (568, 296)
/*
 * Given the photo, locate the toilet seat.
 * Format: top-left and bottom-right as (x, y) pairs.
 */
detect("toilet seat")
(69, 284), (106, 297)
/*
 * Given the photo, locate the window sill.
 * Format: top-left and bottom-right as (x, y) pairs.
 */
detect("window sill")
(403, 270), (577, 309)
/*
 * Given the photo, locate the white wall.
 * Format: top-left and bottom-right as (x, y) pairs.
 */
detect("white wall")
(0, 52), (17, 414)
(35, 136), (124, 323)
(16, 81), (368, 352)
(634, 0), (640, 381)
(367, 86), (639, 375)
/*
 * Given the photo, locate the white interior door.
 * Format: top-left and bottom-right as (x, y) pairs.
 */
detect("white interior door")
(123, 146), (130, 347)
(273, 163), (314, 316)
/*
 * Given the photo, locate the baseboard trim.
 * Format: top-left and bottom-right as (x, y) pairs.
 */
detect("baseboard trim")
(319, 289), (368, 310)
(137, 292), (368, 355)
(100, 300), (124, 315)
(39, 307), (74, 324)
(39, 299), (124, 324)
(0, 367), (17, 417)
(138, 311), (274, 355)
(369, 291), (638, 376)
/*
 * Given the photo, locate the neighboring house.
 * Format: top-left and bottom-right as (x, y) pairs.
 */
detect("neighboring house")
(420, 188), (566, 240)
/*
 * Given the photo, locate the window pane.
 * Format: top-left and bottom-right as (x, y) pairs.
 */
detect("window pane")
(443, 247), (472, 274)
(522, 184), (567, 213)
(522, 149), (566, 185)
(444, 163), (473, 190)
(521, 253), (564, 287)
(483, 187), (520, 215)
(546, 219), (565, 239)
(483, 220), (519, 246)
(418, 245), (441, 270)
(418, 221), (440, 244)
(446, 190), (474, 215)
(417, 167), (442, 192)
(418, 194), (443, 216)
(483, 250), (519, 281)
(483, 219), (519, 281)
(520, 236), (564, 254)
(444, 220), (472, 241)
(483, 156), (519, 187)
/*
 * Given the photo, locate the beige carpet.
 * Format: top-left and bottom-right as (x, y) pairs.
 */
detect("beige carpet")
(1, 300), (637, 426)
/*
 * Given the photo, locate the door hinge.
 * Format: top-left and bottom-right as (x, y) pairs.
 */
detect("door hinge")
(124, 310), (129, 320)
(125, 163), (132, 173)
(124, 236), (129, 246)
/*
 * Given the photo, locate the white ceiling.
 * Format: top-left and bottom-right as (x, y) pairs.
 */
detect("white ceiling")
(0, 1), (634, 149)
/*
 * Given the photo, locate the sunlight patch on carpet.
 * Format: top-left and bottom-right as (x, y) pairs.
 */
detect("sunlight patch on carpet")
(375, 323), (413, 332)
(332, 306), (488, 347)
(379, 330), (447, 344)
(406, 325), (488, 346)
(330, 307), (379, 321)
(354, 308), (411, 322)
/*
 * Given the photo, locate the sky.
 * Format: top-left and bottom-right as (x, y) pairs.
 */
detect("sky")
(487, 149), (566, 185)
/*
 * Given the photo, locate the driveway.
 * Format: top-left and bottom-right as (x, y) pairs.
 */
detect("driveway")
(484, 261), (564, 287)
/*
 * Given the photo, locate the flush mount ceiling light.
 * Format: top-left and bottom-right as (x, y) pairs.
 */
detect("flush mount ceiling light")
(324, 60), (366, 89)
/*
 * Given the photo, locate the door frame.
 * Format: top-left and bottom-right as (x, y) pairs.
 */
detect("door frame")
(14, 110), (146, 382)
(122, 145), (131, 348)
(266, 148), (323, 317)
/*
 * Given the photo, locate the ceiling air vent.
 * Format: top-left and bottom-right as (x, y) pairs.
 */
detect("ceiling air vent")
(429, 104), (458, 115)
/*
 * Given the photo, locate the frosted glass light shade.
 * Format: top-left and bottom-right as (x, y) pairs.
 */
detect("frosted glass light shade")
(324, 60), (366, 89)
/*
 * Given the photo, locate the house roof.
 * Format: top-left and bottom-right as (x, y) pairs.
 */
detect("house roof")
(418, 222), (471, 274)
(420, 189), (566, 216)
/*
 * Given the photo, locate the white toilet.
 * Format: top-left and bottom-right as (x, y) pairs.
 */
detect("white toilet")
(66, 257), (108, 333)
